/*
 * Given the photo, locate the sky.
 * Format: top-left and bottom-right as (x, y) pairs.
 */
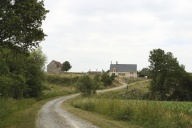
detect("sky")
(41, 0), (192, 72)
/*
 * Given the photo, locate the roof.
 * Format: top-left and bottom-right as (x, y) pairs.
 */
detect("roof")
(54, 60), (62, 68)
(110, 64), (137, 72)
(48, 60), (62, 68)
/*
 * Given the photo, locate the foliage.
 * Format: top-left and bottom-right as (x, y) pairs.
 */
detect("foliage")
(62, 61), (72, 72)
(0, 0), (49, 51)
(0, 0), (48, 99)
(148, 48), (192, 101)
(138, 67), (151, 77)
(76, 75), (99, 96)
(24, 48), (47, 98)
(0, 48), (27, 98)
(100, 70), (113, 86)
(0, 47), (47, 99)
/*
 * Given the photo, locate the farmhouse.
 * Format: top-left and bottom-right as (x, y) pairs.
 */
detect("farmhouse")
(47, 60), (62, 74)
(109, 62), (137, 78)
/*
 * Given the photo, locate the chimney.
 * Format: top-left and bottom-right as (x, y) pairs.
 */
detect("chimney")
(116, 61), (118, 64)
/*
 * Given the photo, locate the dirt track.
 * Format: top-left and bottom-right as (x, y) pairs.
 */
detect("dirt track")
(36, 83), (127, 128)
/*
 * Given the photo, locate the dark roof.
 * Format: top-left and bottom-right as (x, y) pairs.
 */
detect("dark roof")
(110, 64), (137, 72)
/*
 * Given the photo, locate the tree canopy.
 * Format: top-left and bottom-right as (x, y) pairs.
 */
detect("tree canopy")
(0, 0), (49, 51)
(0, 0), (48, 99)
(138, 67), (150, 77)
(0, 47), (47, 99)
(62, 61), (72, 72)
(148, 48), (192, 101)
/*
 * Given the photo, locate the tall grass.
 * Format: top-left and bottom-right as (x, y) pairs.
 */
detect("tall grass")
(45, 74), (78, 86)
(0, 73), (80, 128)
(40, 74), (79, 99)
(0, 98), (36, 128)
(72, 98), (192, 128)
(95, 79), (150, 100)
(71, 79), (192, 128)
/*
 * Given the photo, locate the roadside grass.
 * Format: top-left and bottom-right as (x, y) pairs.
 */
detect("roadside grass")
(95, 79), (150, 100)
(63, 97), (142, 128)
(0, 73), (78, 128)
(64, 79), (192, 128)
(41, 82), (77, 99)
(70, 98), (192, 128)
(0, 98), (36, 128)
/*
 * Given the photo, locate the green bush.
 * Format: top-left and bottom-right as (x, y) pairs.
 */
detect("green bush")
(100, 71), (112, 86)
(0, 47), (46, 99)
(76, 75), (98, 96)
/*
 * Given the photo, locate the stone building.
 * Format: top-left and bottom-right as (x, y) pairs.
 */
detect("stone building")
(109, 62), (137, 78)
(47, 60), (62, 74)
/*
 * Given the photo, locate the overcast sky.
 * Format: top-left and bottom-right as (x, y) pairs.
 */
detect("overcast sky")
(41, 0), (192, 72)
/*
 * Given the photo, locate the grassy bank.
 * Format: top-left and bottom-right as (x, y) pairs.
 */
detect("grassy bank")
(64, 79), (192, 128)
(71, 98), (192, 128)
(0, 98), (37, 128)
(0, 73), (78, 128)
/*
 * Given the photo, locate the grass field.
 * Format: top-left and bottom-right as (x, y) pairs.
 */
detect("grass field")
(0, 73), (79, 128)
(64, 79), (192, 128)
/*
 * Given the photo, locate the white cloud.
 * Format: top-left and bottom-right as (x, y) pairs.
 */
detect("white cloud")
(41, 0), (192, 72)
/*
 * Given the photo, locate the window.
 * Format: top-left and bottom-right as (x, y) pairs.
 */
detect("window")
(113, 68), (116, 72)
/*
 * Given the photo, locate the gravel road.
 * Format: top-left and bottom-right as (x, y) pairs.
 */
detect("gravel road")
(36, 83), (127, 128)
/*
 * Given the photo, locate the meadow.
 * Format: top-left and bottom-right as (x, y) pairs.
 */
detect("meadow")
(66, 79), (192, 128)
(0, 73), (79, 128)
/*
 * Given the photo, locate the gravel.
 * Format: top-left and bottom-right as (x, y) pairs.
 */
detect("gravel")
(36, 83), (127, 128)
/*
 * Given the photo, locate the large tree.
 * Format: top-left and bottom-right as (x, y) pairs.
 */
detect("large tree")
(0, 47), (47, 99)
(0, 0), (48, 51)
(62, 61), (72, 72)
(148, 48), (192, 101)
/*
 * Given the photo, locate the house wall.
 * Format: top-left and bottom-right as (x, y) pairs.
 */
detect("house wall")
(47, 61), (61, 74)
(110, 71), (137, 78)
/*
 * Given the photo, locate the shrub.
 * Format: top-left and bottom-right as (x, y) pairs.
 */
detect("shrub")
(76, 75), (98, 96)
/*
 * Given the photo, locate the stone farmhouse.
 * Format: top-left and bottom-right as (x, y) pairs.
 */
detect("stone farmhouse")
(109, 62), (137, 78)
(47, 60), (62, 74)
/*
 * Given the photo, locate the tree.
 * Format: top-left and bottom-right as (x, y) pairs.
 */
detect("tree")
(24, 47), (47, 98)
(0, 0), (49, 51)
(148, 48), (192, 101)
(62, 61), (72, 72)
(138, 67), (150, 77)
(0, 48), (28, 98)
(0, 47), (47, 99)
(100, 70), (112, 86)
(76, 75), (98, 96)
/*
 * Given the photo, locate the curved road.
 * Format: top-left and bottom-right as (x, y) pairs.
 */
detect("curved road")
(36, 83), (127, 128)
